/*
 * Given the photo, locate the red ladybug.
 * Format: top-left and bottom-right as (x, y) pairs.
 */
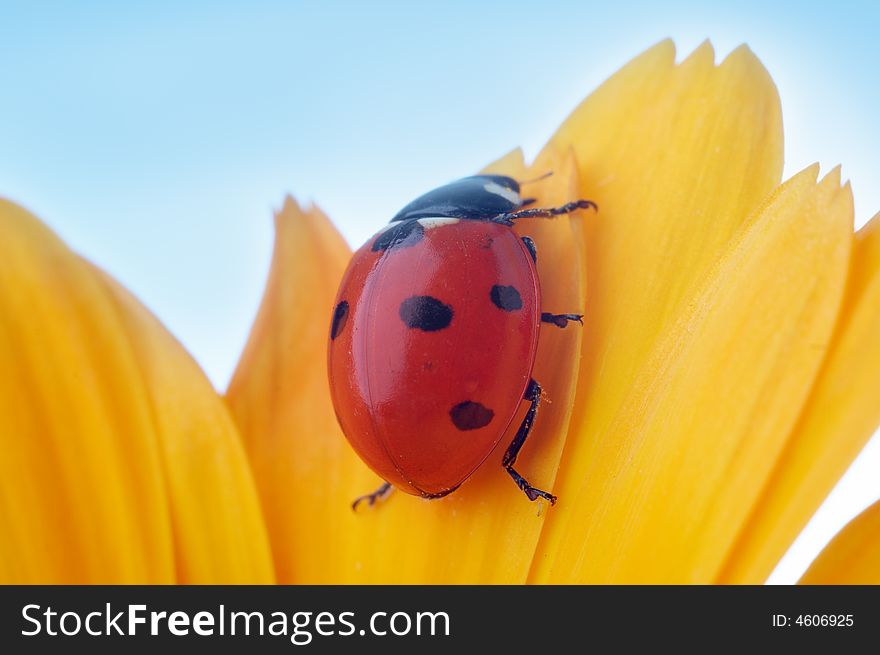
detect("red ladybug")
(327, 175), (595, 509)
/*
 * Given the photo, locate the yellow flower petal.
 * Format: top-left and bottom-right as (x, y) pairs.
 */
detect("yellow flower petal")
(532, 166), (852, 582)
(0, 200), (171, 583)
(0, 199), (273, 583)
(718, 211), (880, 583)
(799, 499), (880, 584)
(529, 40), (789, 582)
(92, 267), (275, 584)
(227, 154), (586, 582)
(226, 198), (373, 583)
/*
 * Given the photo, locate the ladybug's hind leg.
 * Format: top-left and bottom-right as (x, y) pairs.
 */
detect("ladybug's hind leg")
(502, 379), (557, 505)
(352, 482), (394, 511)
(541, 312), (583, 328)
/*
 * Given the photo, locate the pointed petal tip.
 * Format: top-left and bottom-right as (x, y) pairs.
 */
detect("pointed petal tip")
(307, 202), (331, 223)
(633, 38), (677, 69)
(652, 37), (676, 58)
(725, 43), (759, 62)
(860, 210), (880, 237)
(680, 39), (715, 67)
(274, 195), (313, 230)
(820, 165), (842, 188)
(719, 43), (773, 87)
(800, 163), (822, 183)
(788, 165), (852, 227)
(817, 167), (853, 222)
(278, 194), (301, 215)
(480, 147), (528, 177)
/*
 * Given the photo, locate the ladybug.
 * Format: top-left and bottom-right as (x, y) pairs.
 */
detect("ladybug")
(327, 174), (595, 509)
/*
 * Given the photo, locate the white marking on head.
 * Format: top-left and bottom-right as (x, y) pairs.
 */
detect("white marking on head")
(483, 181), (521, 205)
(416, 217), (461, 230)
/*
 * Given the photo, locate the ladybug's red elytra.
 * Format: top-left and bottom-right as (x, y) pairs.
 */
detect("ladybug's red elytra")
(327, 175), (596, 509)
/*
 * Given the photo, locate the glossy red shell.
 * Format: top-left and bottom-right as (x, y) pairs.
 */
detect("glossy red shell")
(328, 218), (541, 497)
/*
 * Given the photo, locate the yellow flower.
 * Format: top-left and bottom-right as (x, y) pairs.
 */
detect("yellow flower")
(1, 40), (879, 584)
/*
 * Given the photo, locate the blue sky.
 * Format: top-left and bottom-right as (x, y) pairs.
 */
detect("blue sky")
(2, 0), (877, 388)
(1, 1), (878, 579)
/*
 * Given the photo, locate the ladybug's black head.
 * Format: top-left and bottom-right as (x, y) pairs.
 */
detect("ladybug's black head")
(391, 175), (522, 223)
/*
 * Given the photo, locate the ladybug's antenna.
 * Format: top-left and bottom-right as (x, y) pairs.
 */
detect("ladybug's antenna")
(518, 171), (553, 186)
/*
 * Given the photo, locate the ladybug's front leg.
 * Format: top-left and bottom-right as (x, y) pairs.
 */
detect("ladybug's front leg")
(493, 199), (597, 225)
(351, 482), (394, 511)
(502, 379), (557, 505)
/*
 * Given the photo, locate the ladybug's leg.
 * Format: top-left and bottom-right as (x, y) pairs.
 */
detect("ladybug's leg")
(493, 199), (597, 225)
(524, 234), (582, 328)
(503, 379), (557, 505)
(351, 482), (394, 511)
(521, 236), (538, 263)
(541, 312), (584, 328)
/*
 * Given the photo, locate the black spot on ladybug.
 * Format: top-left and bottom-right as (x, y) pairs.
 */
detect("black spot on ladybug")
(479, 236), (495, 249)
(399, 295), (453, 331)
(490, 285), (523, 311)
(372, 220), (424, 252)
(330, 300), (349, 340)
(449, 401), (495, 431)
